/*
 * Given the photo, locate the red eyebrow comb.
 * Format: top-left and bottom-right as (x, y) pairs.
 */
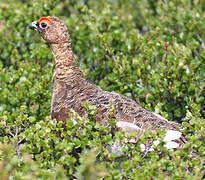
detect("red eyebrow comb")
(38, 17), (52, 24)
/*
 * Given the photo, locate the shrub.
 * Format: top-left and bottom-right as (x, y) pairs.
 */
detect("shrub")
(0, 0), (204, 179)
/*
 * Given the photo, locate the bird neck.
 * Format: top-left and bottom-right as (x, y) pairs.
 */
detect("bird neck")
(50, 42), (77, 67)
(50, 42), (83, 80)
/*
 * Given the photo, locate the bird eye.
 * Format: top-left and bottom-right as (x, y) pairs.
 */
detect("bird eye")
(40, 22), (47, 28)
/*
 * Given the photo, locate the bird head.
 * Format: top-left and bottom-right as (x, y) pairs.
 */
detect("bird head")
(29, 16), (70, 44)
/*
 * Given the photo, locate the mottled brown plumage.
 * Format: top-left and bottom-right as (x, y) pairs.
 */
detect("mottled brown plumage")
(29, 16), (185, 148)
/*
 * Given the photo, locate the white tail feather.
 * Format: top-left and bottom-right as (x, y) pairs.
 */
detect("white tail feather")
(115, 121), (182, 153)
(164, 130), (182, 142)
(164, 141), (180, 149)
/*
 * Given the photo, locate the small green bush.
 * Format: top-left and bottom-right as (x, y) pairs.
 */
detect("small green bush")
(0, 0), (204, 179)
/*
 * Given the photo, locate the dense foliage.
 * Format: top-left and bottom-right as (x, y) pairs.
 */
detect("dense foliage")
(0, 0), (204, 179)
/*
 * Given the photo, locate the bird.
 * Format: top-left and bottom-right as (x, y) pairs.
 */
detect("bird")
(29, 16), (185, 150)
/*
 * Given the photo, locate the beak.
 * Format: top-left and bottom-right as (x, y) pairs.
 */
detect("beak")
(28, 21), (41, 32)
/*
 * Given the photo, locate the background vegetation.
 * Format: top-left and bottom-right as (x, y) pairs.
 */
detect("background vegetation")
(0, 0), (204, 179)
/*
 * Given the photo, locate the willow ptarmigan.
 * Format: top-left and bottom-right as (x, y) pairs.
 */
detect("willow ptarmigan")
(29, 16), (185, 149)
